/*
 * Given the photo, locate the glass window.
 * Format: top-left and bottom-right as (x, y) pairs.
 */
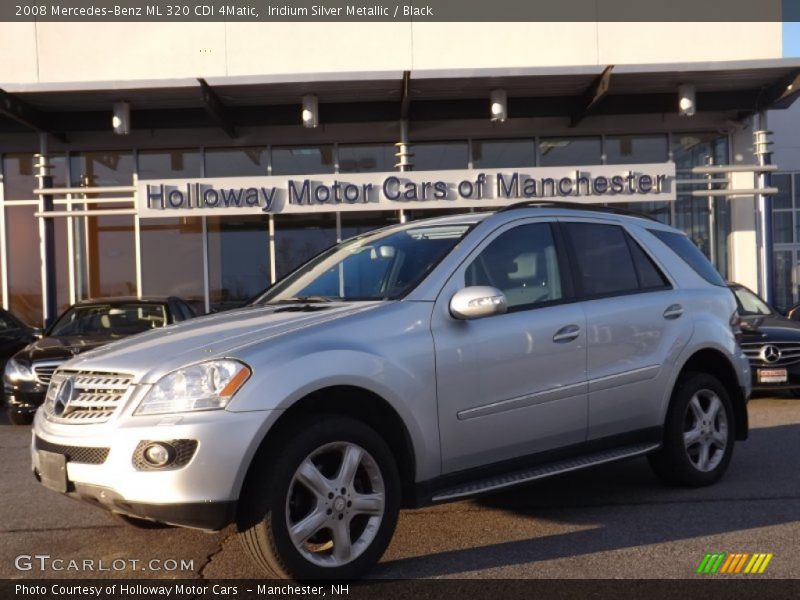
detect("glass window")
(205, 147), (268, 177)
(605, 135), (668, 164)
(563, 223), (639, 296)
(649, 229), (726, 286)
(141, 218), (205, 306)
(1, 153), (67, 200)
(271, 146), (334, 175)
(627, 236), (670, 289)
(731, 285), (772, 316)
(138, 149), (201, 179)
(274, 214), (338, 279)
(774, 211), (793, 244)
(338, 144), (395, 173)
(256, 223), (470, 303)
(208, 215), (271, 311)
(70, 151), (134, 187)
(6, 205), (43, 325)
(471, 140), (535, 169)
(466, 223), (562, 309)
(772, 174), (792, 209)
(83, 215), (137, 298)
(773, 250), (794, 312)
(48, 302), (169, 337)
(413, 142), (468, 171)
(539, 137), (602, 167)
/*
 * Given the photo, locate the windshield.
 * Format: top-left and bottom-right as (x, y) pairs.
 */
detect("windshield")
(732, 286), (773, 316)
(48, 303), (169, 337)
(254, 223), (472, 304)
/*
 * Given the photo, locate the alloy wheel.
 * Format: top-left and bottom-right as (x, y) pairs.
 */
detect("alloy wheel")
(683, 388), (728, 472)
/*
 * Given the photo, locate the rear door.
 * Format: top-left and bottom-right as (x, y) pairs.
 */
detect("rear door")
(560, 219), (693, 441)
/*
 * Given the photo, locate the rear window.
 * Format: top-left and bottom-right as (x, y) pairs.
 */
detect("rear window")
(649, 229), (725, 286)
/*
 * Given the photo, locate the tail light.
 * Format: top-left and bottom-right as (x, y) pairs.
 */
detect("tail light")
(730, 309), (743, 345)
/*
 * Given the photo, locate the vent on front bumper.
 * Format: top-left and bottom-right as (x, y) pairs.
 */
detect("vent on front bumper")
(44, 370), (134, 424)
(34, 436), (109, 464)
(741, 341), (800, 367)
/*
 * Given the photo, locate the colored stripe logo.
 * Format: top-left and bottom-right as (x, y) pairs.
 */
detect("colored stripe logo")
(696, 552), (773, 574)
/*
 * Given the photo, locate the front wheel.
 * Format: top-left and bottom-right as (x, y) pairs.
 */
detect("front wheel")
(238, 415), (400, 580)
(648, 372), (735, 486)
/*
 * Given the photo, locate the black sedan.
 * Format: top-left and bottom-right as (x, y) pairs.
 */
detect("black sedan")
(3, 296), (196, 425)
(730, 283), (800, 397)
(0, 309), (39, 394)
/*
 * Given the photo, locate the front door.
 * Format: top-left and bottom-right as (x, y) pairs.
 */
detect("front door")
(431, 219), (588, 474)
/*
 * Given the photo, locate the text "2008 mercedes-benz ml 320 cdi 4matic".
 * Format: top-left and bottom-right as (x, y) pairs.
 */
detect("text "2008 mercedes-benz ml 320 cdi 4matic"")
(32, 203), (750, 580)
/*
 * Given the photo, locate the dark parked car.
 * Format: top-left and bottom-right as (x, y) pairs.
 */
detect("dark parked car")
(730, 283), (800, 397)
(3, 297), (196, 424)
(0, 309), (39, 401)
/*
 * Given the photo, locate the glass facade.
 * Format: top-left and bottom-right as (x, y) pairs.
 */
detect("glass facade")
(0, 134), (735, 325)
(772, 172), (800, 310)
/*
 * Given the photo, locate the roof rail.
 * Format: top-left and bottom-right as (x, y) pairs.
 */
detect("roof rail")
(497, 200), (659, 221)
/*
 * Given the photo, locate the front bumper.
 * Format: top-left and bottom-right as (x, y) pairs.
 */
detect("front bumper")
(4, 383), (46, 415)
(746, 361), (800, 392)
(32, 404), (276, 530)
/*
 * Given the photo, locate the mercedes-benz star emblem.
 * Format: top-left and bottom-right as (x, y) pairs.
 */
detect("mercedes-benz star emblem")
(760, 344), (782, 364)
(53, 377), (75, 417)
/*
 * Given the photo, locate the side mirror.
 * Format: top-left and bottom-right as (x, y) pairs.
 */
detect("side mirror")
(449, 286), (508, 320)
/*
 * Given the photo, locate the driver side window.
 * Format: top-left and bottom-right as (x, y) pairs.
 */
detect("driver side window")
(465, 223), (563, 310)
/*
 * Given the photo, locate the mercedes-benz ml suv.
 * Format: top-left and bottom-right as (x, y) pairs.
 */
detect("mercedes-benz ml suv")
(31, 204), (750, 580)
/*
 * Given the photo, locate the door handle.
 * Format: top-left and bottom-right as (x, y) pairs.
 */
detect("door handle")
(663, 304), (684, 320)
(553, 324), (581, 343)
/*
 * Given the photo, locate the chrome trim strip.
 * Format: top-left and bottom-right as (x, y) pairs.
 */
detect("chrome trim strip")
(457, 381), (587, 420)
(587, 364), (661, 393)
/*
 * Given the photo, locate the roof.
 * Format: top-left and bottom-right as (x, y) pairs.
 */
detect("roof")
(2, 59), (799, 136)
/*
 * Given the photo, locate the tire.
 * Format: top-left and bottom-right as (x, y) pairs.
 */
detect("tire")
(7, 409), (34, 426)
(648, 371), (735, 487)
(788, 389), (800, 399)
(238, 415), (401, 581)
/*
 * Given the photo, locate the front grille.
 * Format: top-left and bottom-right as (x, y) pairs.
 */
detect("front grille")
(44, 370), (134, 424)
(34, 436), (109, 464)
(33, 361), (65, 385)
(741, 341), (800, 367)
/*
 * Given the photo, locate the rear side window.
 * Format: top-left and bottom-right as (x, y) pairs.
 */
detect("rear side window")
(627, 236), (671, 290)
(648, 229), (725, 286)
(563, 223), (639, 296)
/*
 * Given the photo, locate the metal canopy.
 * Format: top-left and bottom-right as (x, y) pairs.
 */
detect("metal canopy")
(2, 59), (800, 137)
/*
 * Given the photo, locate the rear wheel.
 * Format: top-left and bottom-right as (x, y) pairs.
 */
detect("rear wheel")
(648, 372), (735, 486)
(238, 415), (400, 580)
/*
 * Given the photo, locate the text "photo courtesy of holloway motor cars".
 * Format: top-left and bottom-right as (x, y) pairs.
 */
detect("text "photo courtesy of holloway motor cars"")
(4, 2), (800, 600)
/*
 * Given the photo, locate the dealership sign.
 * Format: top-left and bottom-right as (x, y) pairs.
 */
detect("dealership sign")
(136, 163), (675, 217)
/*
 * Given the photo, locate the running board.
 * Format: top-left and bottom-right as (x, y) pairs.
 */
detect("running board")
(431, 443), (660, 502)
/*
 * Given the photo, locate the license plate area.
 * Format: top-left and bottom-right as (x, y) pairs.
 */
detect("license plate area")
(758, 368), (787, 384)
(38, 450), (68, 493)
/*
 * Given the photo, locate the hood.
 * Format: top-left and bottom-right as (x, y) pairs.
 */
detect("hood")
(13, 335), (117, 364)
(63, 301), (385, 382)
(739, 313), (800, 343)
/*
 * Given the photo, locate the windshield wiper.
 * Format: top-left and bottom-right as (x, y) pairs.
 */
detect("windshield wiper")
(269, 296), (336, 305)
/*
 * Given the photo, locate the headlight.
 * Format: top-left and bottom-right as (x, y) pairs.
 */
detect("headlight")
(4, 358), (35, 384)
(135, 359), (251, 416)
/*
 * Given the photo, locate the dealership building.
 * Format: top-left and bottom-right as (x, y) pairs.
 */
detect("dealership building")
(1, 20), (799, 326)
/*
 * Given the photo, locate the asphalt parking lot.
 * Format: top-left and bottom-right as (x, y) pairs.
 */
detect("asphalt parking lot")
(1, 396), (799, 580)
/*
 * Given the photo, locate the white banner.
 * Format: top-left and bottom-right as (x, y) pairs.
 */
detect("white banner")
(136, 163), (676, 218)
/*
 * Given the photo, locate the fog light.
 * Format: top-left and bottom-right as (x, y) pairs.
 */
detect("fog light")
(143, 443), (173, 467)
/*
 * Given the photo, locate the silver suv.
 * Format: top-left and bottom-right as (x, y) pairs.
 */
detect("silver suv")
(32, 204), (751, 580)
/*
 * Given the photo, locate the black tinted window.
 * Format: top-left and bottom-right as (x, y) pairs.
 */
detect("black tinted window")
(649, 229), (725, 286)
(627, 235), (670, 290)
(564, 223), (639, 297)
(466, 223), (563, 309)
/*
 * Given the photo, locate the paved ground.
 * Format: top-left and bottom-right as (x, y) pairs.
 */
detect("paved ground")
(1, 396), (799, 580)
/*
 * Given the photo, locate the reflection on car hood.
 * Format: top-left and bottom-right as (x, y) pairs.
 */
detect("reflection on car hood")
(739, 313), (800, 343)
(63, 302), (385, 382)
(13, 335), (118, 364)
